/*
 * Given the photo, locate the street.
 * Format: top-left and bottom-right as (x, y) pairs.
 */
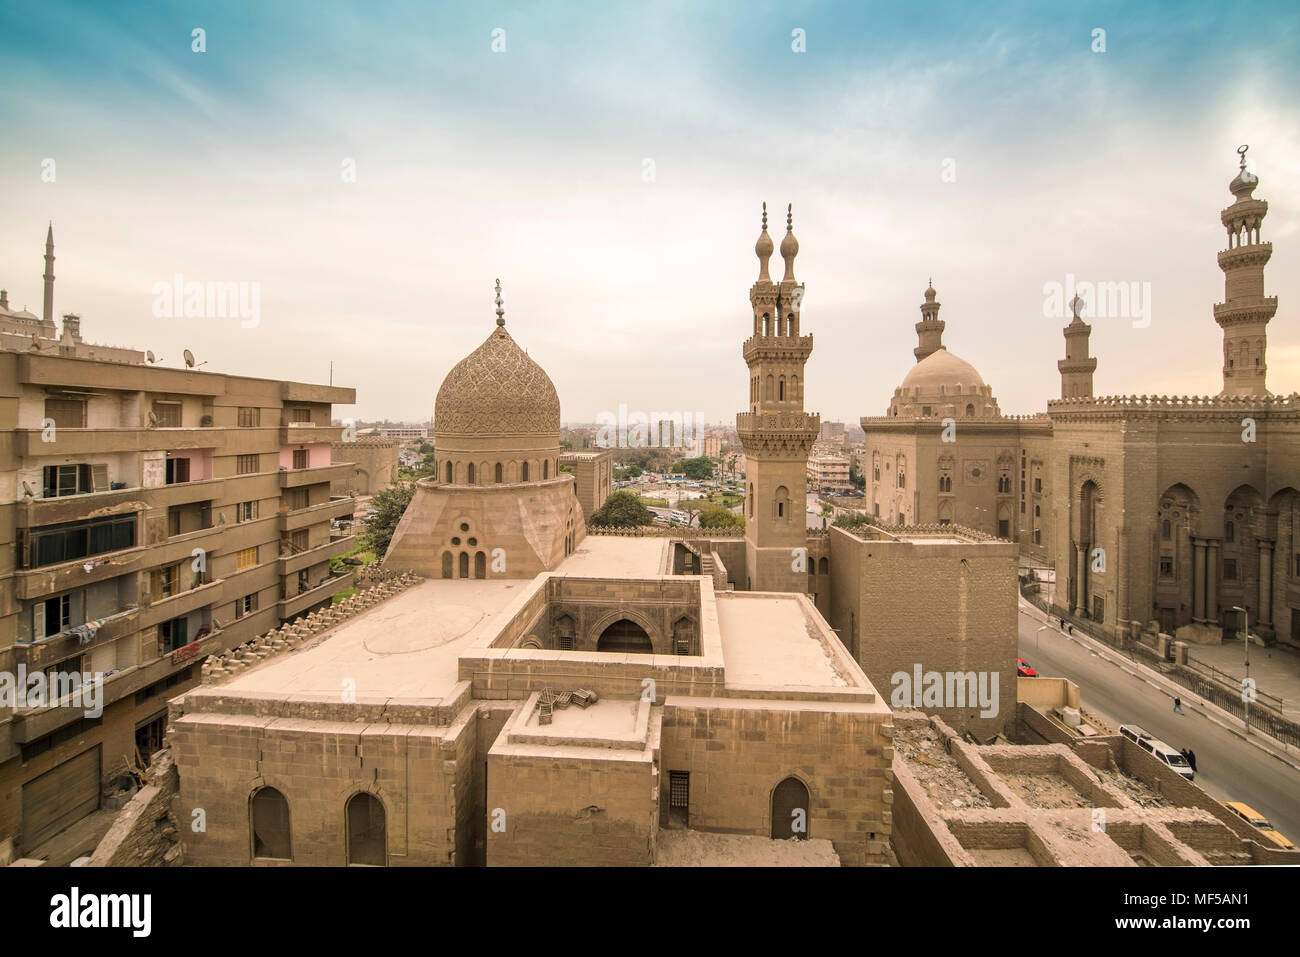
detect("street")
(1017, 601), (1300, 844)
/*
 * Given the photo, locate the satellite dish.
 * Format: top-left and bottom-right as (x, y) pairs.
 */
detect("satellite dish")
(217, 512), (227, 525)
(21, 480), (35, 498)
(147, 410), (158, 428)
(146, 350), (157, 363)
(183, 349), (195, 368)
(29, 333), (41, 352)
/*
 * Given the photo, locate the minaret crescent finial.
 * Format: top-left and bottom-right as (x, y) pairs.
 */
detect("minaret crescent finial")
(786, 203), (792, 231)
(494, 278), (505, 327)
(762, 201), (767, 231)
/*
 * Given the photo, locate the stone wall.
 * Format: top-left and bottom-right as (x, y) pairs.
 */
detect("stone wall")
(330, 439), (400, 496)
(87, 749), (182, 867)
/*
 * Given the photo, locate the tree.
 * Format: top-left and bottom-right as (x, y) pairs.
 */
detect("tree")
(698, 505), (743, 529)
(677, 456), (714, 480)
(590, 489), (654, 528)
(363, 482), (417, 558)
(832, 512), (877, 530)
(848, 463), (866, 489)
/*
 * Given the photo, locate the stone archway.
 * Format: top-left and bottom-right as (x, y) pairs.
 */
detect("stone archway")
(771, 776), (810, 840)
(596, 618), (653, 654)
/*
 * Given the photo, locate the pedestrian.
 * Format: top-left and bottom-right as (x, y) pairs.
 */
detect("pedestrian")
(1067, 623), (1073, 636)
(1173, 696), (1184, 714)
(1187, 749), (1197, 772)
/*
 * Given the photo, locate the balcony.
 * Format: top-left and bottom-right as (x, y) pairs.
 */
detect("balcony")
(13, 427), (227, 457)
(141, 578), (225, 628)
(17, 487), (147, 529)
(279, 424), (345, 445)
(277, 570), (353, 618)
(277, 534), (356, 576)
(280, 381), (356, 404)
(278, 461), (354, 489)
(13, 544), (149, 600)
(278, 496), (355, 533)
(12, 606), (141, 671)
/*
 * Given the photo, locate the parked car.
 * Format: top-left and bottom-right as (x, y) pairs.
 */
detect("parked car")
(1016, 658), (1038, 677)
(1222, 801), (1295, 849)
(1118, 724), (1194, 780)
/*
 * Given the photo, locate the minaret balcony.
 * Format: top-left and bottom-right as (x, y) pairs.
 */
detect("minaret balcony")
(743, 334), (814, 364)
(1217, 244), (1272, 269)
(1212, 297), (1278, 326)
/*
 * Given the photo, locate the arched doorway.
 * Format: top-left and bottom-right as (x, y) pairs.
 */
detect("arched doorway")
(596, 619), (653, 654)
(474, 551), (486, 579)
(458, 551), (469, 578)
(250, 786), (291, 860)
(771, 776), (810, 840)
(441, 551), (453, 579)
(346, 793), (386, 866)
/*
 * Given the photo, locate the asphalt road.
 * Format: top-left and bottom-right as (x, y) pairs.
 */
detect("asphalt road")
(1017, 603), (1300, 844)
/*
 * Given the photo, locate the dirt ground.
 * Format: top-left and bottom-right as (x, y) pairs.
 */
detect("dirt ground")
(893, 726), (992, 810)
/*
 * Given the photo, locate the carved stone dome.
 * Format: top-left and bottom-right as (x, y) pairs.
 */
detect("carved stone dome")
(899, 348), (987, 395)
(434, 326), (560, 436)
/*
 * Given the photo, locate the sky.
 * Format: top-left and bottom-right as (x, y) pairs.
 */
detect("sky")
(1, 0), (1298, 425)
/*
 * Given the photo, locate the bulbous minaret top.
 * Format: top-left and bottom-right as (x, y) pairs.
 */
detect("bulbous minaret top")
(755, 202), (774, 281)
(779, 203), (799, 281)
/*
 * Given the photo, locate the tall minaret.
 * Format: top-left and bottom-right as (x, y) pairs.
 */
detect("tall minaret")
(737, 203), (820, 593)
(42, 222), (55, 327)
(1215, 145), (1276, 397)
(1058, 294), (1097, 398)
(914, 281), (945, 362)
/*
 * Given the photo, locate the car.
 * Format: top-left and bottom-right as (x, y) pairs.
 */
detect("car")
(1118, 724), (1194, 780)
(1016, 658), (1038, 677)
(1222, 801), (1295, 849)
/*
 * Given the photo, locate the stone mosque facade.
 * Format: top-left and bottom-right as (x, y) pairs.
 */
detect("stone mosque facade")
(862, 153), (1300, 649)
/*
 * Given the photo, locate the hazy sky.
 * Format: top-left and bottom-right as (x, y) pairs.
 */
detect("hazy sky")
(2, 1), (1298, 424)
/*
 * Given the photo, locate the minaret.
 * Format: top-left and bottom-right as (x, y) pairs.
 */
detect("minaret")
(1058, 294), (1097, 398)
(42, 222), (55, 327)
(914, 280), (945, 362)
(1215, 145), (1276, 397)
(737, 203), (820, 593)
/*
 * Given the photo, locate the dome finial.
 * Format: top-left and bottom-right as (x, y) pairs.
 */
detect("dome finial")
(755, 202), (774, 281)
(494, 278), (505, 327)
(779, 203), (799, 281)
(762, 201), (768, 231)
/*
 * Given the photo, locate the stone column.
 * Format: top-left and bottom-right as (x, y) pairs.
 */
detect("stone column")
(1073, 542), (1088, 616)
(1192, 538), (1206, 621)
(1258, 539), (1274, 626)
(1205, 540), (1219, 626)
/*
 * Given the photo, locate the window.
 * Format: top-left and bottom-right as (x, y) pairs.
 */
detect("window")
(237, 500), (259, 522)
(27, 514), (136, 568)
(494, 463), (503, 483)
(237, 407), (260, 427)
(346, 793), (387, 866)
(44, 397), (87, 428)
(922, 405), (931, 416)
(1162, 520), (1171, 540)
(1225, 521), (1235, 543)
(290, 530), (308, 552)
(998, 519), (1010, 538)
(236, 454), (259, 474)
(291, 407), (312, 423)
(236, 546), (258, 570)
(284, 488), (308, 511)
(165, 457), (190, 484)
(34, 592), (78, 639)
(1160, 556), (1174, 577)
(1034, 505), (1040, 517)
(251, 787), (292, 861)
(151, 564), (181, 601)
(1223, 558), (1238, 580)
(965, 404), (975, 416)
(292, 449), (309, 469)
(1034, 478), (1042, 493)
(42, 463), (108, 497)
(1034, 528), (1041, 544)
(1092, 596), (1105, 622)
(159, 616), (188, 653)
(152, 401), (182, 428)
(235, 593), (258, 618)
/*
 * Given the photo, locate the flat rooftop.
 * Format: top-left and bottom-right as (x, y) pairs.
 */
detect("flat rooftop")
(555, 535), (668, 578)
(219, 578), (520, 700)
(716, 593), (848, 688)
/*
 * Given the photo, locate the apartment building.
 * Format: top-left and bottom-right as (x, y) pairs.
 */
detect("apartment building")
(0, 350), (357, 859)
(807, 449), (851, 493)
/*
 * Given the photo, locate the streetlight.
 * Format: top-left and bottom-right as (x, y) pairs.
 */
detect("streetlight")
(1035, 625), (1050, 650)
(1232, 605), (1250, 735)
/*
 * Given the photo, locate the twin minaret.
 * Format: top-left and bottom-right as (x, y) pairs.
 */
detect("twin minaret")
(737, 203), (820, 593)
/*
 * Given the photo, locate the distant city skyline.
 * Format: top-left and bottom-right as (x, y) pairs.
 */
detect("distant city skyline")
(2, 0), (1297, 423)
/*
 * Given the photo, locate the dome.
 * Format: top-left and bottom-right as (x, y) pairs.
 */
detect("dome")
(899, 347), (987, 395)
(434, 326), (560, 436)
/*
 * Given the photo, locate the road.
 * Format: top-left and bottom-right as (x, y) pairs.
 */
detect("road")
(1017, 602), (1300, 844)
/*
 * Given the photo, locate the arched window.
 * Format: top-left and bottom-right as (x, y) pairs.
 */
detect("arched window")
(748, 484), (754, 517)
(771, 777), (810, 840)
(1225, 521), (1235, 543)
(597, 619), (653, 654)
(458, 551), (469, 578)
(774, 485), (789, 521)
(966, 404), (975, 417)
(495, 462), (503, 484)
(441, 552), (453, 579)
(445, 461), (453, 484)
(1162, 519), (1171, 540)
(346, 793), (386, 866)
(467, 463), (476, 485)
(543, 460), (550, 480)
(818, 557), (828, 575)
(474, 551), (486, 579)
(779, 377), (786, 401)
(250, 786), (291, 860)
(522, 461), (530, 482)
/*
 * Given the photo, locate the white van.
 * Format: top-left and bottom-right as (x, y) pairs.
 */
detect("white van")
(1119, 724), (1194, 780)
